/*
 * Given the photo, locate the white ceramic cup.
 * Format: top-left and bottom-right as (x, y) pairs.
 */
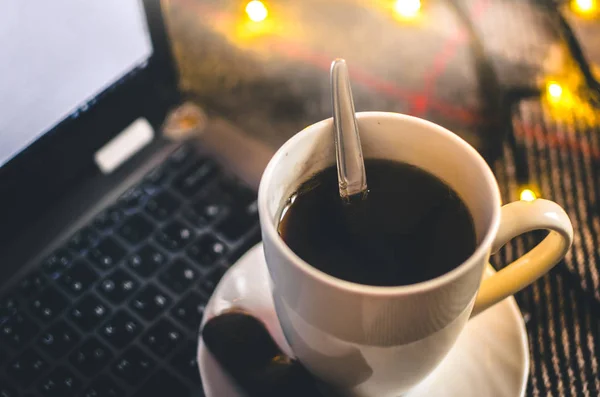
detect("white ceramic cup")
(256, 112), (573, 396)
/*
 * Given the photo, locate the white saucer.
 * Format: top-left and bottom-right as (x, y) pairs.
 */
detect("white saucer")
(198, 244), (529, 397)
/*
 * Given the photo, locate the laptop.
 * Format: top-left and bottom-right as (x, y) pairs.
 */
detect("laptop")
(0, 1), (261, 396)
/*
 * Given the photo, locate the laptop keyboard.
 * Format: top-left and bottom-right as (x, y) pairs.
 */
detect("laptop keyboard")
(0, 143), (261, 397)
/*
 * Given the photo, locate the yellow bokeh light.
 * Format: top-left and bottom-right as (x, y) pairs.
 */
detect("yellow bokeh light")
(394, 0), (421, 18)
(572, 0), (597, 15)
(245, 0), (268, 22)
(520, 189), (538, 202)
(543, 79), (579, 112)
(541, 47), (600, 126)
(547, 82), (564, 102)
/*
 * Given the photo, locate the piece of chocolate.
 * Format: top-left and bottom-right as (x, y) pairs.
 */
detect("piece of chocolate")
(202, 311), (326, 397)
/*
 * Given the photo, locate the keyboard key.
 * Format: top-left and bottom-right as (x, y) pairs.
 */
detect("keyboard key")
(68, 227), (99, 254)
(159, 258), (198, 293)
(30, 286), (68, 322)
(186, 235), (228, 267)
(216, 200), (258, 241)
(81, 376), (124, 397)
(94, 207), (124, 232)
(69, 338), (112, 377)
(98, 269), (138, 304)
(58, 260), (98, 296)
(134, 370), (189, 397)
(155, 220), (195, 251)
(7, 349), (48, 386)
(171, 291), (206, 331)
(119, 186), (149, 213)
(141, 319), (184, 356)
(169, 145), (193, 169)
(145, 164), (170, 187)
(199, 267), (227, 296)
(183, 192), (229, 227)
(0, 382), (18, 397)
(219, 178), (256, 204)
(112, 346), (155, 385)
(100, 310), (141, 348)
(171, 341), (202, 385)
(1, 312), (39, 348)
(0, 294), (18, 315)
(69, 295), (110, 331)
(172, 159), (217, 197)
(88, 237), (126, 268)
(127, 244), (167, 277)
(38, 320), (80, 359)
(38, 366), (81, 397)
(42, 249), (72, 279)
(129, 284), (170, 321)
(144, 191), (181, 220)
(117, 213), (154, 244)
(17, 270), (48, 296)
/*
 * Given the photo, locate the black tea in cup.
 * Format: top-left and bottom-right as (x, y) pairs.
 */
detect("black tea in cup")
(278, 159), (477, 286)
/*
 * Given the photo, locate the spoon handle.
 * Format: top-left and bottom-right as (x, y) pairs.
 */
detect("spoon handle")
(331, 59), (368, 199)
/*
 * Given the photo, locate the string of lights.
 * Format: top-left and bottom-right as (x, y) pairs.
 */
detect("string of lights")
(240, 0), (598, 201)
(444, 0), (599, 201)
(510, 0), (600, 199)
(547, 1), (600, 106)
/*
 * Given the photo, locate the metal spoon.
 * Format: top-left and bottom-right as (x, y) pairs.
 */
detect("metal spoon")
(330, 58), (368, 201)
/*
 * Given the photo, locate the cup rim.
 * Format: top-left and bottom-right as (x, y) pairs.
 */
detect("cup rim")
(258, 111), (502, 296)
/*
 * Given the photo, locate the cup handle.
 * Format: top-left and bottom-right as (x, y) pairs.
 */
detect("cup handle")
(471, 199), (573, 317)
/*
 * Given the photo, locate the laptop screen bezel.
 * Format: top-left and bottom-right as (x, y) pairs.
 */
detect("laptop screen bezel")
(0, 0), (180, 243)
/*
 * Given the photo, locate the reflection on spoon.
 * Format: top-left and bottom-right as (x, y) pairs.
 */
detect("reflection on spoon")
(331, 58), (368, 201)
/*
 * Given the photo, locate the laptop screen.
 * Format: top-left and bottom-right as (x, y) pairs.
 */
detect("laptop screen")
(0, 0), (153, 168)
